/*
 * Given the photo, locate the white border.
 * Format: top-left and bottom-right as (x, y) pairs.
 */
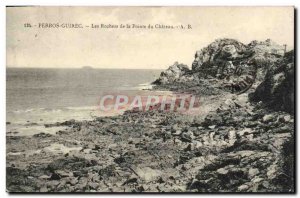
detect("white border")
(1, 0), (298, 197)
(0, 0), (298, 6)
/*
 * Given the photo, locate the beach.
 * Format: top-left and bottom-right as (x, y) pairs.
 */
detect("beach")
(6, 41), (295, 193)
(6, 81), (294, 192)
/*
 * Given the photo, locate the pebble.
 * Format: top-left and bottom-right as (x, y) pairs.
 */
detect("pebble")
(251, 177), (264, 183)
(40, 186), (48, 192)
(39, 175), (51, 180)
(50, 173), (61, 180)
(228, 130), (236, 144)
(262, 114), (274, 122)
(248, 168), (259, 179)
(208, 125), (216, 129)
(217, 168), (228, 175)
(238, 184), (249, 191)
(56, 170), (71, 177)
(283, 115), (291, 122)
(88, 182), (99, 190)
(172, 130), (182, 136)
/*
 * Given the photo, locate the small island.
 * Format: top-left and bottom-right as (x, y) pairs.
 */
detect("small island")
(82, 66), (93, 70)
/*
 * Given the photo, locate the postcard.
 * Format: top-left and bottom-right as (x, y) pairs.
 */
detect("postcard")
(6, 6), (295, 193)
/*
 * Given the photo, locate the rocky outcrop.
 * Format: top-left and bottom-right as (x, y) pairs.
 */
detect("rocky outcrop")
(153, 38), (286, 94)
(247, 39), (286, 80)
(250, 50), (294, 114)
(247, 39), (285, 64)
(192, 38), (248, 72)
(152, 62), (191, 85)
(192, 38), (285, 79)
(187, 94), (294, 192)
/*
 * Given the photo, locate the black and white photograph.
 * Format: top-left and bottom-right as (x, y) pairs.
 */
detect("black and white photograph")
(5, 6), (295, 193)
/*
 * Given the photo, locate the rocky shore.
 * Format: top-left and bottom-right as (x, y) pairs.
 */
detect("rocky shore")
(6, 38), (295, 193)
(6, 93), (294, 192)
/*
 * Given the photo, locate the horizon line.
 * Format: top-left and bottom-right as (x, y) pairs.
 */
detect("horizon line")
(6, 66), (165, 70)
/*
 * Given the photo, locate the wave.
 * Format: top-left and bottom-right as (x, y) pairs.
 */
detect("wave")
(65, 106), (98, 111)
(10, 106), (98, 114)
(135, 83), (153, 90)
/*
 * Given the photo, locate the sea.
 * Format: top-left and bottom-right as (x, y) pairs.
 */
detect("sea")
(6, 68), (164, 136)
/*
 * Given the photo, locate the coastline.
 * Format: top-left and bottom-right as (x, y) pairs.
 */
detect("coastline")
(6, 84), (294, 192)
(6, 40), (295, 193)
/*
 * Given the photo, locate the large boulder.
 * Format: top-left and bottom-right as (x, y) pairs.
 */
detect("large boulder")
(191, 39), (258, 93)
(192, 38), (247, 72)
(247, 39), (286, 79)
(152, 62), (191, 85)
(250, 50), (294, 113)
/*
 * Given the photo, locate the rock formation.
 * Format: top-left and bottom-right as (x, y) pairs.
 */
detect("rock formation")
(250, 50), (294, 113)
(247, 39), (286, 80)
(6, 38), (294, 193)
(152, 62), (191, 85)
(192, 39), (284, 75)
(191, 38), (248, 72)
(153, 38), (286, 94)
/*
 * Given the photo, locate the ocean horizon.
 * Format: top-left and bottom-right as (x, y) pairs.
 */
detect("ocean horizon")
(6, 68), (163, 136)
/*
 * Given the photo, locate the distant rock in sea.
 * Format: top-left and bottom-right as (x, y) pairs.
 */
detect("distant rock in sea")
(82, 66), (93, 69)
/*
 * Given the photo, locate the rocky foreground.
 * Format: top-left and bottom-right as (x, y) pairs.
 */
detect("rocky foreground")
(6, 93), (294, 192)
(6, 38), (295, 193)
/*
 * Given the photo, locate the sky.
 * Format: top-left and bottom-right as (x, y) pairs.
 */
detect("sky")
(6, 6), (294, 69)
